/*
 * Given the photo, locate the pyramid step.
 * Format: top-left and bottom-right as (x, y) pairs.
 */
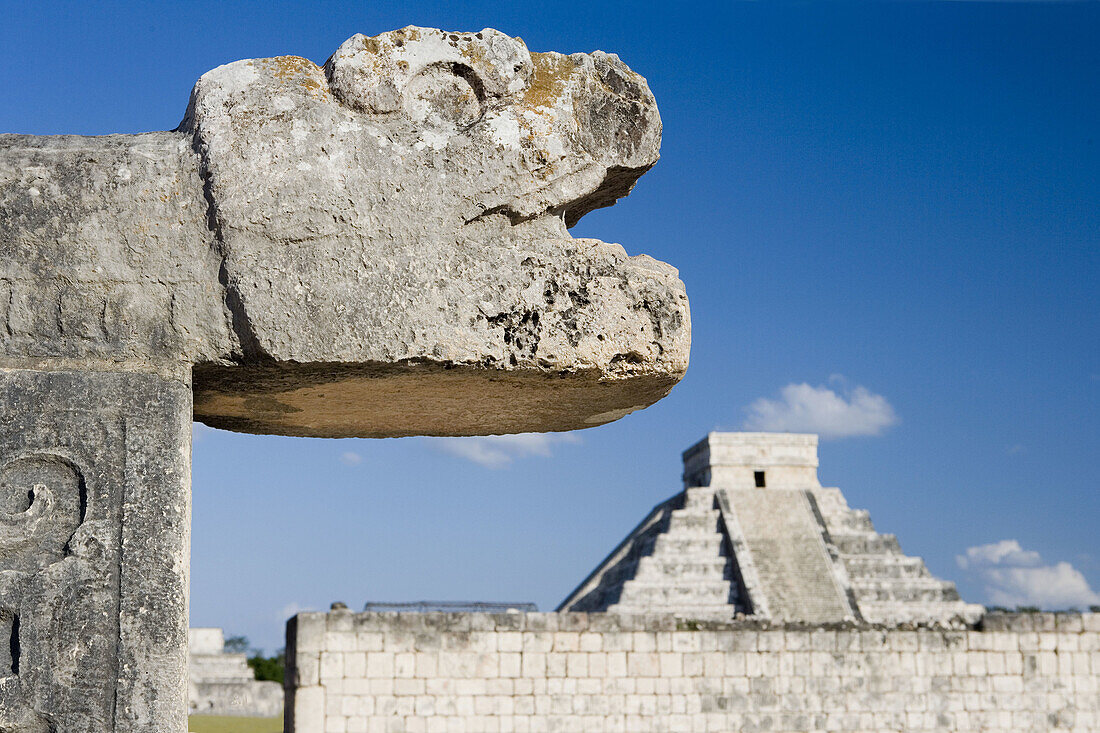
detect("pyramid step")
(635, 556), (728, 579)
(620, 579), (732, 593)
(641, 552), (727, 570)
(617, 526), (669, 561)
(807, 488), (851, 515)
(667, 511), (721, 532)
(841, 555), (929, 579)
(681, 487), (717, 510)
(850, 579), (962, 603)
(616, 581), (731, 606)
(633, 567), (725, 586)
(190, 654), (253, 681)
(583, 559), (642, 590)
(652, 535), (720, 555)
(857, 600), (984, 625)
(660, 524), (720, 539)
(615, 592), (733, 609)
(670, 504), (721, 520)
(831, 532), (901, 555)
(820, 509), (874, 533)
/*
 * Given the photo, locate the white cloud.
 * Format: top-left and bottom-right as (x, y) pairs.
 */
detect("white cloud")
(743, 380), (898, 439)
(957, 539), (1041, 570)
(434, 432), (581, 468)
(339, 451), (362, 466)
(956, 540), (1100, 610)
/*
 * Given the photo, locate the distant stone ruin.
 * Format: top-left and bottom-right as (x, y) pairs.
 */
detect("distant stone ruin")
(0, 26), (688, 732)
(560, 432), (984, 625)
(188, 628), (282, 718)
(284, 434), (1095, 733)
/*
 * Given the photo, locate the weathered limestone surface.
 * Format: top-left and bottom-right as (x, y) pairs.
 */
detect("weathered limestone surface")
(0, 26), (687, 732)
(0, 370), (190, 732)
(287, 610), (1100, 733)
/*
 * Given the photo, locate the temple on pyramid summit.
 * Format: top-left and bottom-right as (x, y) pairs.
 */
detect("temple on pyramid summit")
(558, 432), (984, 626)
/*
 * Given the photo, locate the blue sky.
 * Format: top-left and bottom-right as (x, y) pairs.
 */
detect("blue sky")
(2, 1), (1097, 653)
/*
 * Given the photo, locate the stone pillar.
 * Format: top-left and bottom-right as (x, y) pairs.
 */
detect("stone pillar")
(0, 369), (190, 732)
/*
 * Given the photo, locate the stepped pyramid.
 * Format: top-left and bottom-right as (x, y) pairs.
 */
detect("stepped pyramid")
(559, 433), (984, 626)
(188, 628), (283, 717)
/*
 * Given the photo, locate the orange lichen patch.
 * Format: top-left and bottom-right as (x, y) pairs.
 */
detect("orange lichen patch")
(460, 39), (488, 67)
(263, 55), (319, 79)
(360, 36), (381, 54)
(523, 53), (576, 110)
(514, 53), (578, 178)
(259, 56), (330, 99)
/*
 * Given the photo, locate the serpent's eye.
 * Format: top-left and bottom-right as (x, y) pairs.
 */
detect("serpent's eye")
(402, 63), (484, 129)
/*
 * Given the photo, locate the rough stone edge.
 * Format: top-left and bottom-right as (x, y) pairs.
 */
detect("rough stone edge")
(284, 614), (325, 733)
(115, 374), (192, 733)
(292, 611), (1100, 635)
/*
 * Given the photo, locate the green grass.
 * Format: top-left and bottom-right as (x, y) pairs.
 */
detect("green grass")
(187, 716), (282, 733)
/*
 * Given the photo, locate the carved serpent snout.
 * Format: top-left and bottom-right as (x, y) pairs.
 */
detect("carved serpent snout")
(324, 28), (534, 119)
(323, 27), (662, 196)
(183, 26), (662, 231)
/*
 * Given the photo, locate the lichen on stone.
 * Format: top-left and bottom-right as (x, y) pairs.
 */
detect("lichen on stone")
(257, 56), (328, 98)
(523, 53), (577, 111)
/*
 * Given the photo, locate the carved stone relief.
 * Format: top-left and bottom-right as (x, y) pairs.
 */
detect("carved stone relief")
(0, 372), (126, 732)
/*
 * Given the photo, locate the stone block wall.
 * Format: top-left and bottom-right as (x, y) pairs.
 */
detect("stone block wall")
(190, 678), (284, 718)
(284, 611), (1100, 732)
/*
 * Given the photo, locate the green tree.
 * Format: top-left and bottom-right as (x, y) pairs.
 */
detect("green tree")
(223, 635), (250, 654)
(247, 648), (285, 684)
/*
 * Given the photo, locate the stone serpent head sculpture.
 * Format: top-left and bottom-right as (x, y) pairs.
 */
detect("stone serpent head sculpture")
(1, 26), (689, 438)
(0, 27), (689, 732)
